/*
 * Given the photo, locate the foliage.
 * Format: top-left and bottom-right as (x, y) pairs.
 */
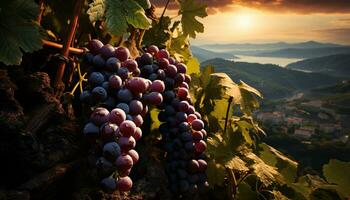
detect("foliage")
(0, 0), (44, 65)
(323, 159), (350, 199)
(178, 0), (208, 38)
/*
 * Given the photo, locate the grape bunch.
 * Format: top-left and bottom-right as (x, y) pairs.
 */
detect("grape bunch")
(81, 40), (164, 193)
(80, 40), (208, 195)
(138, 46), (209, 195)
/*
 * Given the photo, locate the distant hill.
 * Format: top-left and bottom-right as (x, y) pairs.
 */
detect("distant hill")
(200, 41), (342, 52)
(312, 81), (350, 94)
(286, 54), (350, 77)
(255, 47), (350, 58)
(201, 58), (343, 99)
(190, 46), (235, 62)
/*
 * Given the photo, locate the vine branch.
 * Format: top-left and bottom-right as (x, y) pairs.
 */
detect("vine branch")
(224, 96), (233, 135)
(54, 0), (85, 94)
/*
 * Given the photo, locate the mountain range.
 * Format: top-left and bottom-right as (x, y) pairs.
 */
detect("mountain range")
(190, 46), (236, 62)
(201, 58), (344, 99)
(286, 54), (350, 77)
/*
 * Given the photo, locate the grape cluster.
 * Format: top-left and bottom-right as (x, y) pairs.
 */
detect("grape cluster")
(81, 40), (164, 193)
(138, 45), (209, 195)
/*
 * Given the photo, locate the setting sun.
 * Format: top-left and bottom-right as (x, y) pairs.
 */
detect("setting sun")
(235, 13), (254, 29)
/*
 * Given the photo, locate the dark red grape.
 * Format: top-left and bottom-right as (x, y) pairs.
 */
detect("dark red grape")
(100, 122), (119, 141)
(100, 44), (115, 58)
(132, 127), (142, 141)
(119, 120), (137, 137)
(128, 149), (139, 163)
(127, 77), (147, 94)
(116, 176), (133, 191)
(90, 107), (110, 125)
(109, 108), (126, 125)
(117, 67), (129, 80)
(105, 57), (121, 72)
(147, 45), (159, 55)
(147, 92), (163, 105)
(192, 119), (204, 131)
(177, 87), (189, 99)
(195, 140), (207, 153)
(187, 114), (197, 124)
(140, 53), (153, 65)
(115, 47), (130, 62)
(132, 115), (144, 127)
(118, 136), (136, 151)
(123, 59), (138, 72)
(115, 154), (133, 171)
(156, 49), (170, 60)
(176, 63), (187, 73)
(158, 58), (169, 69)
(129, 100), (143, 115)
(198, 159), (207, 172)
(166, 64), (177, 77)
(88, 39), (103, 54)
(108, 75), (122, 89)
(151, 80), (165, 93)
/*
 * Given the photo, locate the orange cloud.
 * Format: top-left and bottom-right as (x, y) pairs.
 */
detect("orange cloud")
(151, 0), (350, 14)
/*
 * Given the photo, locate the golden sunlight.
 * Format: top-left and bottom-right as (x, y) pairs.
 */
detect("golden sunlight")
(234, 13), (254, 30)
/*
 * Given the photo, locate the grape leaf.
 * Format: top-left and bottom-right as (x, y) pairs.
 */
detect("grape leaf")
(178, 0), (207, 38)
(135, 0), (151, 9)
(87, 0), (105, 22)
(0, 0), (43, 65)
(207, 160), (226, 187)
(323, 159), (350, 199)
(143, 16), (171, 47)
(104, 0), (151, 36)
(186, 57), (200, 75)
(167, 33), (191, 62)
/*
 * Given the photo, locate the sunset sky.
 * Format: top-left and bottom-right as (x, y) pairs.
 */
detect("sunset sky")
(152, 0), (350, 45)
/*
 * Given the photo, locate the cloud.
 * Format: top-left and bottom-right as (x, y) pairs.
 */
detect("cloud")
(151, 0), (350, 14)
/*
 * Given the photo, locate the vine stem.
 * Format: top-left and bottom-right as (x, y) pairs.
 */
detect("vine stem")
(42, 40), (84, 55)
(54, 0), (85, 95)
(158, 0), (171, 31)
(224, 96), (233, 135)
(37, 0), (45, 24)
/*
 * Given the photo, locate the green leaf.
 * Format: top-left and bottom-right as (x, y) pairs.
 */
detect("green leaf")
(200, 65), (215, 89)
(104, 0), (150, 36)
(186, 57), (200, 75)
(143, 16), (171, 47)
(258, 143), (298, 184)
(245, 152), (283, 187)
(225, 156), (249, 172)
(178, 0), (207, 38)
(167, 33), (191, 62)
(238, 81), (262, 115)
(207, 160), (226, 187)
(87, 0), (105, 22)
(323, 159), (350, 199)
(0, 0), (43, 65)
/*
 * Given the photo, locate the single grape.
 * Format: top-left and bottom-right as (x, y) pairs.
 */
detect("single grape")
(100, 122), (119, 141)
(179, 82), (189, 89)
(174, 73), (185, 85)
(192, 130), (203, 141)
(118, 136), (136, 151)
(178, 101), (189, 112)
(157, 69), (166, 80)
(83, 122), (99, 136)
(88, 39), (103, 54)
(187, 106), (195, 114)
(129, 100), (143, 115)
(184, 74), (191, 84)
(92, 86), (108, 101)
(156, 49), (170, 60)
(115, 47), (130, 62)
(165, 64), (178, 78)
(90, 107), (110, 125)
(158, 58), (169, 69)
(88, 72), (105, 86)
(127, 77), (147, 94)
(101, 177), (117, 193)
(188, 160), (200, 173)
(123, 59), (138, 72)
(177, 87), (188, 99)
(140, 104), (148, 117)
(100, 44), (115, 58)
(117, 67), (129, 80)
(147, 45), (159, 55)
(176, 112), (188, 123)
(151, 80), (165, 93)
(116, 103), (129, 114)
(201, 129), (207, 138)
(148, 73), (158, 81)
(117, 88), (133, 103)
(163, 90), (175, 103)
(116, 176), (133, 192)
(96, 157), (115, 175)
(119, 120), (137, 137)
(198, 159), (207, 172)
(179, 122), (190, 132)
(132, 127), (142, 141)
(119, 168), (132, 177)
(176, 63), (187, 74)
(140, 53), (153, 65)
(141, 64), (154, 76)
(147, 92), (163, 105)
(192, 119), (204, 131)
(115, 154), (133, 171)
(105, 57), (121, 72)
(168, 57), (176, 65)
(195, 140), (207, 153)
(187, 114), (197, 124)
(180, 131), (193, 142)
(93, 54), (106, 68)
(128, 149), (139, 164)
(195, 111), (202, 119)
(132, 115), (144, 127)
(109, 108), (126, 126)
(103, 142), (121, 162)
(108, 75), (122, 89)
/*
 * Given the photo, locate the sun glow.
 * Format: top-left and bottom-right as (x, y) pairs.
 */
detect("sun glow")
(235, 13), (254, 30)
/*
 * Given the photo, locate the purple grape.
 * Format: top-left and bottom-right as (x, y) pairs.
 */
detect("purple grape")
(88, 39), (103, 54)
(118, 136), (136, 151)
(123, 59), (138, 72)
(147, 45), (159, 55)
(108, 75), (122, 89)
(109, 108), (126, 125)
(128, 149), (139, 163)
(151, 80), (165, 93)
(166, 64), (177, 77)
(93, 54), (106, 68)
(115, 47), (130, 62)
(119, 120), (137, 137)
(116, 103), (130, 114)
(101, 177), (117, 193)
(83, 122), (99, 136)
(100, 122), (119, 141)
(192, 119), (204, 131)
(117, 67), (129, 80)
(105, 57), (121, 72)
(140, 53), (153, 65)
(90, 107), (110, 125)
(117, 88), (133, 103)
(116, 176), (133, 192)
(176, 63), (187, 74)
(92, 86), (108, 101)
(100, 44), (115, 58)
(156, 49), (170, 60)
(88, 72), (105, 86)
(103, 142), (121, 161)
(115, 154), (133, 171)
(129, 100), (143, 115)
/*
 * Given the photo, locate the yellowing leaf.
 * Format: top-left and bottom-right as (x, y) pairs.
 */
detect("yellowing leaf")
(207, 160), (226, 187)
(225, 156), (249, 172)
(323, 159), (350, 199)
(186, 57), (200, 75)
